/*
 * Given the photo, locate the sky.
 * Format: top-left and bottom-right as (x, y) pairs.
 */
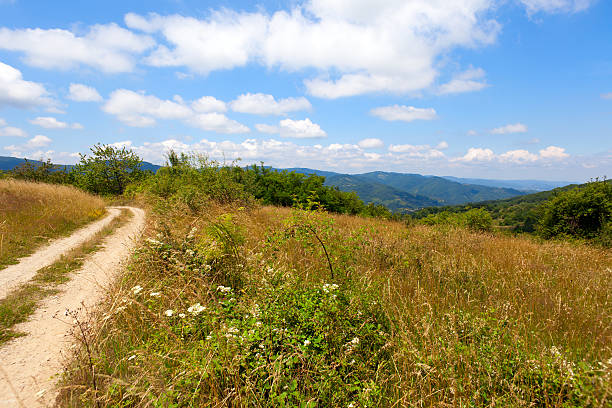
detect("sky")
(0, 0), (610, 181)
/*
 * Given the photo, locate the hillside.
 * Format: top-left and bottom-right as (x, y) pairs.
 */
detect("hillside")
(285, 167), (528, 210)
(442, 176), (575, 192)
(0, 155), (161, 173)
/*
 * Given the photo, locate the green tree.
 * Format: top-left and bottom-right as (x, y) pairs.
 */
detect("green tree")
(537, 179), (612, 239)
(72, 144), (146, 195)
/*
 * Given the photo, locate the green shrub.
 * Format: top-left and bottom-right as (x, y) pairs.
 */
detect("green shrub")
(464, 208), (493, 232)
(538, 179), (612, 241)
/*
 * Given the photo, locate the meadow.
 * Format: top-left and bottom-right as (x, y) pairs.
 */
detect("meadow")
(0, 179), (106, 269)
(60, 196), (611, 407)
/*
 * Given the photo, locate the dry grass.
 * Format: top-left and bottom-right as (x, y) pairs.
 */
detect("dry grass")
(0, 179), (106, 269)
(60, 202), (612, 407)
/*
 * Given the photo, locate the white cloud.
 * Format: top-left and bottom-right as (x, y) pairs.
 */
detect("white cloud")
(467, 130), (478, 136)
(436, 141), (449, 150)
(126, 1), (502, 98)
(256, 118), (326, 138)
(498, 149), (539, 163)
(388, 143), (445, 159)
(0, 126), (27, 137)
(491, 123), (528, 134)
(454, 145), (570, 163)
(439, 67), (488, 95)
(358, 138), (384, 149)
(0, 24), (154, 73)
(519, 0), (595, 14)
(230, 93), (311, 115)
(188, 113), (250, 134)
(601, 93), (612, 100)
(0, 61), (54, 108)
(103, 89), (193, 126)
(539, 145), (569, 160)
(0, 118), (5, 126)
(454, 147), (496, 162)
(26, 134), (51, 148)
(192, 96), (227, 113)
(371, 105), (437, 122)
(68, 83), (102, 102)
(29, 116), (84, 130)
(103, 89), (249, 134)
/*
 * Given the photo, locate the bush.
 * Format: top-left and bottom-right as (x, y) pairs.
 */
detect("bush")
(538, 179), (612, 241)
(464, 208), (493, 232)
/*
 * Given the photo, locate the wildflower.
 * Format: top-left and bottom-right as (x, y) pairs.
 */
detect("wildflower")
(187, 227), (197, 239)
(127, 355), (136, 361)
(348, 402), (356, 408)
(131, 285), (143, 295)
(228, 327), (239, 334)
(304, 339), (311, 346)
(255, 321), (262, 327)
(146, 238), (162, 246)
(350, 337), (360, 346)
(164, 309), (174, 317)
(188, 303), (206, 315)
(150, 292), (161, 298)
(178, 313), (186, 318)
(206, 335), (212, 340)
(216, 285), (232, 294)
(322, 283), (339, 293)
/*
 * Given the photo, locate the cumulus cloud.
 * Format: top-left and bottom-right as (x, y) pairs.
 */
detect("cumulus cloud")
(0, 61), (54, 108)
(439, 67), (488, 95)
(491, 123), (528, 134)
(68, 83), (102, 102)
(125, 1), (502, 98)
(30, 116), (83, 129)
(192, 96), (227, 113)
(388, 143), (445, 159)
(358, 138), (384, 149)
(370, 105), (437, 122)
(519, 0), (595, 14)
(256, 118), (326, 138)
(436, 141), (449, 150)
(539, 145), (569, 159)
(5, 134), (52, 155)
(103, 89), (249, 134)
(230, 93), (311, 115)
(454, 145), (569, 163)
(0, 126), (27, 137)
(0, 24), (154, 73)
(188, 113), (250, 134)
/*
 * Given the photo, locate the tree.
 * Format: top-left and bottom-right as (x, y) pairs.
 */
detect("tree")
(72, 144), (146, 195)
(537, 179), (612, 239)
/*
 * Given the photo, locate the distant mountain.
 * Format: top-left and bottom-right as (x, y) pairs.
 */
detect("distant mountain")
(441, 176), (575, 192)
(0, 156), (161, 173)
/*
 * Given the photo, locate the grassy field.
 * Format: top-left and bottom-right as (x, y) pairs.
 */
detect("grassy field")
(0, 179), (106, 269)
(60, 199), (611, 407)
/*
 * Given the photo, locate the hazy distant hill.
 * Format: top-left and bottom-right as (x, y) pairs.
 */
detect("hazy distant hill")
(0, 156), (161, 173)
(284, 167), (528, 210)
(441, 176), (574, 192)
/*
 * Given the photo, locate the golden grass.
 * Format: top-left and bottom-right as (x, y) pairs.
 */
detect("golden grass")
(0, 179), (106, 269)
(60, 201), (612, 406)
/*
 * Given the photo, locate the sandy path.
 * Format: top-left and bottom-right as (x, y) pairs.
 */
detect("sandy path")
(0, 206), (145, 408)
(0, 208), (122, 300)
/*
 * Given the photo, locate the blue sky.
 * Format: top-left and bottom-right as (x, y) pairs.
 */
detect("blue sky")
(0, 0), (610, 181)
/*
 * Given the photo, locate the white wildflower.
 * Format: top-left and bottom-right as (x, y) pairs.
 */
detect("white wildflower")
(206, 335), (212, 340)
(322, 283), (339, 293)
(351, 337), (360, 346)
(131, 285), (143, 295)
(304, 339), (311, 346)
(228, 327), (239, 334)
(146, 238), (162, 246)
(149, 292), (161, 298)
(348, 402), (355, 408)
(164, 309), (174, 317)
(178, 313), (186, 318)
(255, 321), (262, 327)
(127, 355), (136, 361)
(216, 285), (232, 294)
(188, 303), (206, 315)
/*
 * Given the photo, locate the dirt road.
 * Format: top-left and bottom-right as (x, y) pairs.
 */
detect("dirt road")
(0, 208), (122, 300)
(0, 206), (145, 407)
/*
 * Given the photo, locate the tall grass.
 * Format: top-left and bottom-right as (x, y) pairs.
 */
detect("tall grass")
(60, 200), (611, 407)
(0, 179), (106, 269)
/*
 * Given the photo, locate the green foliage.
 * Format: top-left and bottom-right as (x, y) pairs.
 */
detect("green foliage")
(421, 208), (493, 232)
(9, 158), (73, 184)
(72, 144), (147, 195)
(538, 179), (612, 241)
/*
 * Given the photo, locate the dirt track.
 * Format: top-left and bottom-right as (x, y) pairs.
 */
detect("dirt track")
(0, 206), (145, 407)
(0, 208), (122, 300)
